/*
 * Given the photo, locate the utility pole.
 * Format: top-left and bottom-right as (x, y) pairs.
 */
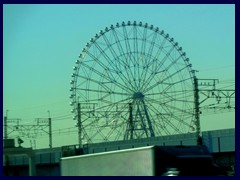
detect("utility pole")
(124, 103), (134, 140)
(193, 76), (201, 145)
(129, 103), (133, 140)
(4, 110), (8, 139)
(48, 111), (52, 149)
(77, 102), (82, 148)
(4, 110), (9, 176)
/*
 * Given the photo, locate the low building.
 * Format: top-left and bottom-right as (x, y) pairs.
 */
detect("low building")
(3, 128), (235, 176)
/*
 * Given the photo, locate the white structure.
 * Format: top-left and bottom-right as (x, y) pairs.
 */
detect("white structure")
(83, 129), (235, 154)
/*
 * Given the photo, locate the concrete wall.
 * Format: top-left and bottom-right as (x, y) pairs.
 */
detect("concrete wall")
(202, 128), (235, 153)
(3, 128), (235, 176)
(86, 129), (235, 154)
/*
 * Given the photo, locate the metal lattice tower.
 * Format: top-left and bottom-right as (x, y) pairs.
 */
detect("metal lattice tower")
(3, 111), (53, 149)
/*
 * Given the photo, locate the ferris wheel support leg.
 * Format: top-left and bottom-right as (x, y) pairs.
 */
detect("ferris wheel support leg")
(142, 100), (155, 137)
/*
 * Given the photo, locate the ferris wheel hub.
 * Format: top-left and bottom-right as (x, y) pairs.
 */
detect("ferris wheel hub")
(133, 92), (145, 100)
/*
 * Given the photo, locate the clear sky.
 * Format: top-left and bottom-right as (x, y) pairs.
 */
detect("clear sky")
(3, 4), (235, 149)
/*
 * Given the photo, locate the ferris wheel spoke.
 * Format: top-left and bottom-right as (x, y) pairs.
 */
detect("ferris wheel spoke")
(76, 74), (114, 93)
(94, 97), (132, 112)
(128, 29), (139, 87)
(151, 117), (171, 136)
(147, 32), (157, 59)
(107, 41), (137, 89)
(163, 91), (194, 106)
(122, 26), (139, 90)
(93, 42), (121, 73)
(161, 99), (193, 117)
(95, 114), (127, 142)
(122, 25), (132, 65)
(117, 60), (140, 92)
(168, 94), (194, 104)
(141, 46), (175, 92)
(145, 102), (173, 135)
(145, 90), (193, 108)
(171, 114), (192, 130)
(137, 33), (158, 90)
(144, 96), (174, 109)
(152, 117), (171, 136)
(143, 65), (190, 93)
(165, 55), (183, 71)
(102, 33), (119, 61)
(115, 126), (126, 141)
(145, 89), (192, 96)
(144, 96), (183, 118)
(149, 36), (167, 68)
(80, 58), (112, 81)
(149, 102), (183, 134)
(122, 25), (132, 59)
(133, 26), (138, 57)
(165, 118), (183, 134)
(90, 127), (106, 142)
(80, 61), (133, 93)
(92, 42), (137, 92)
(152, 34), (167, 61)
(140, 25), (147, 56)
(101, 33), (133, 86)
(111, 30), (139, 91)
(157, 58), (187, 85)
(105, 121), (126, 141)
(75, 87), (130, 97)
(138, 29), (149, 87)
(139, 37), (167, 91)
(151, 47), (177, 77)
(145, 78), (192, 97)
(97, 124), (111, 141)
(83, 129), (93, 143)
(112, 29), (129, 65)
(129, 53), (141, 90)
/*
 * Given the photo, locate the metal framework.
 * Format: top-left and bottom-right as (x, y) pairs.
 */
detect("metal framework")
(198, 79), (235, 114)
(70, 21), (197, 144)
(3, 115), (52, 149)
(195, 78), (235, 144)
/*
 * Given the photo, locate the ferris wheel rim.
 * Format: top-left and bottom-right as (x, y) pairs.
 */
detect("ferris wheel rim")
(70, 21), (196, 143)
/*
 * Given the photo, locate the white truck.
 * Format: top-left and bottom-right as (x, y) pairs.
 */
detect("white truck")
(61, 145), (224, 176)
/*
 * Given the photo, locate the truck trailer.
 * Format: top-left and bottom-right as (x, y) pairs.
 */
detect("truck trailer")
(61, 145), (224, 176)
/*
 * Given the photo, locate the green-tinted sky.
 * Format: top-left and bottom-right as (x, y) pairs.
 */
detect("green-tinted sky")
(3, 4), (235, 148)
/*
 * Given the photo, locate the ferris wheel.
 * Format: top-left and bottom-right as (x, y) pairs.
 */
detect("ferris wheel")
(70, 21), (196, 144)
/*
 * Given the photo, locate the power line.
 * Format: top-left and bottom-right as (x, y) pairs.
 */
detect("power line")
(199, 65), (234, 72)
